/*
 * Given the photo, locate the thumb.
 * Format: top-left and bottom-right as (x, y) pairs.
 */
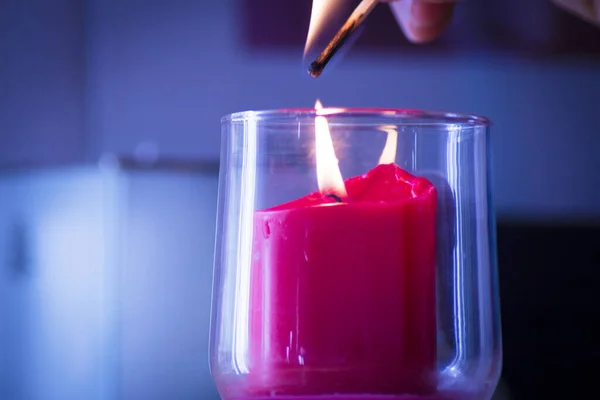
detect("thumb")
(384, 0), (457, 43)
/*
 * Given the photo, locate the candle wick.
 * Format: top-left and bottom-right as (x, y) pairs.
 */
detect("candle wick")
(326, 193), (343, 203)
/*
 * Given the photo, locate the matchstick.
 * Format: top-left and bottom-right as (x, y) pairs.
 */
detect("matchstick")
(308, 0), (380, 78)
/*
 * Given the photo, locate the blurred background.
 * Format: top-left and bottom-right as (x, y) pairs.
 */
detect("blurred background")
(0, 0), (599, 399)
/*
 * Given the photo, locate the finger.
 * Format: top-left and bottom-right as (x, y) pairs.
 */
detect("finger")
(552, 0), (600, 25)
(381, 0), (462, 3)
(388, 0), (455, 43)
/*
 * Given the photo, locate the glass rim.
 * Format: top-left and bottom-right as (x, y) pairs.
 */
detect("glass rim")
(221, 108), (491, 127)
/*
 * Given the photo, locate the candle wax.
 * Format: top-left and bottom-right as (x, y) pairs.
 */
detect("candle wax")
(241, 163), (437, 398)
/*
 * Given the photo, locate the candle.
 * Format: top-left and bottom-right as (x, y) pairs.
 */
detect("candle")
(243, 105), (438, 397)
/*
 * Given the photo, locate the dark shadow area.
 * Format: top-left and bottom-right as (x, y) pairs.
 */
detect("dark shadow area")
(497, 221), (600, 399)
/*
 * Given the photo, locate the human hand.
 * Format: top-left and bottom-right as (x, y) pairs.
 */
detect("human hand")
(381, 0), (462, 43)
(381, 0), (600, 45)
(552, 0), (600, 26)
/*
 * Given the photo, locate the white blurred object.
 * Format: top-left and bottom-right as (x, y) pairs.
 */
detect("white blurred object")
(0, 168), (119, 399)
(553, 0), (600, 25)
(0, 162), (220, 400)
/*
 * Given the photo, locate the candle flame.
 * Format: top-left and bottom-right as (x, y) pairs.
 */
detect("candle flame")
(378, 125), (398, 165)
(315, 100), (347, 197)
(304, 0), (348, 57)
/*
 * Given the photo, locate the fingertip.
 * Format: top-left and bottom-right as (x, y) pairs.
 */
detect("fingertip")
(410, 2), (454, 43)
(406, 24), (448, 43)
(389, 0), (455, 44)
(411, 1), (455, 27)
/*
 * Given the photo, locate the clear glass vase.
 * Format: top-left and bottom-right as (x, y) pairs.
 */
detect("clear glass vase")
(209, 107), (502, 400)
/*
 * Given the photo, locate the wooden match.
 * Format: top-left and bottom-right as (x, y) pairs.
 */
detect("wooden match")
(308, 0), (380, 78)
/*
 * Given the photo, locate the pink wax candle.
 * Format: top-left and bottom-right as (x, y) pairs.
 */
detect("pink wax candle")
(244, 163), (438, 397)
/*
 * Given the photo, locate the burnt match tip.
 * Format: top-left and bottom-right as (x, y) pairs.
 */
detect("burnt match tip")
(308, 61), (324, 78)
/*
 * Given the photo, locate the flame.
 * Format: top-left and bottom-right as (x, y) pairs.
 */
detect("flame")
(304, 0), (348, 57)
(378, 125), (398, 165)
(315, 100), (347, 197)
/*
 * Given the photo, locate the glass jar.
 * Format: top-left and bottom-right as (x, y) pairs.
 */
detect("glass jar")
(210, 108), (501, 400)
